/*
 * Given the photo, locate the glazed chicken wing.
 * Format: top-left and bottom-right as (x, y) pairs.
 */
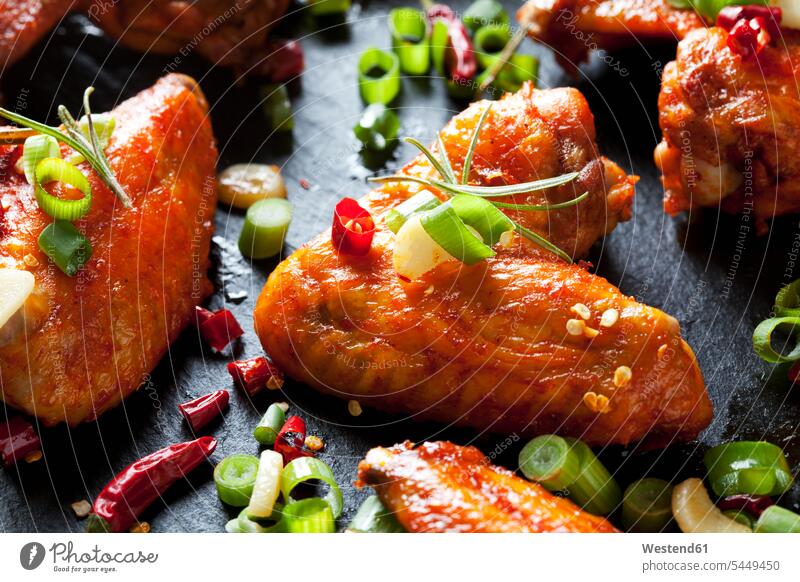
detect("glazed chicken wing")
(357, 441), (618, 532)
(255, 84), (712, 447)
(0, 0), (290, 77)
(519, 0), (705, 68)
(0, 74), (217, 425)
(655, 27), (800, 231)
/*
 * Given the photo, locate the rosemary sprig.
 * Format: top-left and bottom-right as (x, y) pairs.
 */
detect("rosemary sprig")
(0, 87), (131, 208)
(369, 103), (587, 262)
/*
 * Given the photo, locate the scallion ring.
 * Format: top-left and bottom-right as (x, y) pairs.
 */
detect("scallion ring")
(518, 434), (582, 492)
(238, 198), (293, 259)
(774, 279), (800, 317)
(282, 498), (336, 533)
(388, 8), (430, 75)
(449, 194), (514, 246)
(214, 454), (260, 507)
(348, 495), (406, 533)
(420, 202), (495, 265)
(22, 134), (60, 185)
(385, 190), (441, 234)
(37, 220), (92, 277)
(473, 25), (511, 70)
(358, 47), (401, 105)
(280, 456), (343, 519)
(752, 316), (800, 363)
(33, 157), (92, 221)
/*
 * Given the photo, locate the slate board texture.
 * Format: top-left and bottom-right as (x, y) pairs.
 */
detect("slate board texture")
(1, 0), (798, 532)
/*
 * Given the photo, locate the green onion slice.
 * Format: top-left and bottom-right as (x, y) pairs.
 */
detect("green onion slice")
(283, 498), (336, 533)
(563, 438), (622, 517)
(474, 24), (511, 70)
(518, 435), (582, 492)
(66, 113), (115, 165)
(237, 506), (286, 533)
(281, 456), (343, 519)
(621, 478), (674, 532)
(348, 495), (406, 533)
(420, 202), (495, 265)
(477, 54), (539, 94)
(754, 505), (800, 533)
(224, 518), (244, 533)
(449, 194), (513, 246)
(431, 21), (449, 77)
(358, 47), (401, 105)
(704, 441), (794, 497)
(22, 134), (60, 185)
(354, 104), (400, 152)
(385, 190), (441, 234)
(774, 279), (800, 317)
(309, 0), (351, 16)
(261, 84), (294, 132)
(463, 0), (509, 32)
(752, 316), (800, 363)
(253, 403), (286, 446)
(33, 157), (92, 221)
(37, 220), (92, 277)
(214, 454), (260, 507)
(461, 103), (493, 185)
(389, 8), (430, 75)
(238, 198), (293, 259)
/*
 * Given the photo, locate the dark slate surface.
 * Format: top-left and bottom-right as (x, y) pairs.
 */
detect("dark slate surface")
(1, 1), (798, 532)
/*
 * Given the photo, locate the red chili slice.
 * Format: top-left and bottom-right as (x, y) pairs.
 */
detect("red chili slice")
(265, 40), (305, 82)
(274, 416), (312, 463)
(727, 17), (773, 59)
(197, 307), (244, 351)
(331, 197), (375, 256)
(717, 5), (782, 37)
(227, 356), (285, 396)
(718, 494), (774, 518)
(0, 416), (41, 467)
(178, 390), (230, 431)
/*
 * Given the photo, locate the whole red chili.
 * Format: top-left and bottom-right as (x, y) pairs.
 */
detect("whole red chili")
(227, 356), (285, 396)
(178, 390), (230, 431)
(264, 40), (305, 82)
(331, 197), (375, 256)
(427, 4), (477, 83)
(274, 416), (312, 464)
(0, 416), (41, 467)
(196, 306), (244, 351)
(727, 17), (773, 59)
(717, 5), (782, 37)
(86, 436), (217, 533)
(718, 494), (774, 518)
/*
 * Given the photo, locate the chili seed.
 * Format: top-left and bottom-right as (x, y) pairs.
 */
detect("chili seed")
(600, 308), (619, 328)
(70, 500), (92, 519)
(614, 365), (632, 388)
(570, 303), (591, 320)
(305, 435), (324, 451)
(566, 319), (585, 335)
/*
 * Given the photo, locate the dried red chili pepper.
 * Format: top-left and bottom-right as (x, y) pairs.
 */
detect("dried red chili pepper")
(427, 4), (477, 83)
(227, 356), (284, 396)
(196, 307), (244, 351)
(718, 494), (774, 518)
(727, 17), (773, 59)
(264, 40), (305, 82)
(331, 197), (375, 256)
(0, 416), (41, 467)
(274, 416), (312, 464)
(717, 5), (782, 37)
(86, 436), (217, 533)
(178, 390), (230, 431)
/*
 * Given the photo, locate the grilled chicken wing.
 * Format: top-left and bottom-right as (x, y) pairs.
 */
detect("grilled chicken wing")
(0, 0), (290, 77)
(0, 74), (217, 425)
(357, 441), (618, 532)
(519, 0), (705, 68)
(255, 84), (712, 447)
(655, 27), (800, 231)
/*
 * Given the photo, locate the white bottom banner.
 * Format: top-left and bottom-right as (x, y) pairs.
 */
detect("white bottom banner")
(2, 533), (798, 581)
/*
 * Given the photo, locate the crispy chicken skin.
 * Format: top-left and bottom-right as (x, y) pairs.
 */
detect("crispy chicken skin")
(0, 0), (289, 76)
(656, 27), (800, 231)
(255, 84), (712, 447)
(518, 0), (705, 68)
(0, 74), (217, 425)
(357, 441), (618, 532)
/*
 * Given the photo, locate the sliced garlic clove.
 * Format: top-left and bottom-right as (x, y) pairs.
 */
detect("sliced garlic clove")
(671, 478), (751, 533)
(0, 269), (35, 329)
(393, 214), (456, 280)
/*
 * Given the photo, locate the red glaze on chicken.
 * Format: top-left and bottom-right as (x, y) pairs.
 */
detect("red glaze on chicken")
(0, 74), (217, 425)
(357, 441), (619, 532)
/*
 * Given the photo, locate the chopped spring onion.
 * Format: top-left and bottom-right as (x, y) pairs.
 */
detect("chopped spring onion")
(354, 104), (400, 152)
(752, 316), (800, 363)
(385, 190), (441, 234)
(238, 198), (293, 259)
(420, 202), (495, 265)
(449, 194), (514, 246)
(22, 135), (60, 185)
(704, 441), (794, 497)
(224, 518), (244, 533)
(754, 505), (800, 533)
(283, 498), (336, 533)
(722, 509), (755, 529)
(281, 456), (343, 519)
(348, 495), (406, 533)
(218, 164), (287, 209)
(37, 220), (92, 277)
(253, 403), (286, 446)
(237, 505), (286, 533)
(261, 84), (294, 132)
(66, 113), (115, 165)
(671, 478), (751, 533)
(774, 278), (800, 317)
(0, 269), (35, 330)
(247, 450), (284, 519)
(463, 0), (509, 32)
(473, 24), (511, 70)
(563, 438), (622, 516)
(358, 47), (401, 105)
(33, 157), (92, 221)
(621, 478), (674, 532)
(477, 54), (539, 94)
(518, 434), (582, 492)
(309, 0), (351, 16)
(389, 8), (430, 75)
(214, 454), (260, 507)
